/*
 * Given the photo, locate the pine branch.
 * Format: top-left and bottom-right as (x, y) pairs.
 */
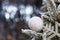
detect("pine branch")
(46, 0), (58, 21)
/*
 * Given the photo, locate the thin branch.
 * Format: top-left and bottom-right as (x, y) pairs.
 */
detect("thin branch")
(46, 0), (58, 21)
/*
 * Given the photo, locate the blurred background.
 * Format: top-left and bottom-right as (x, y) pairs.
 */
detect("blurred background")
(0, 0), (43, 40)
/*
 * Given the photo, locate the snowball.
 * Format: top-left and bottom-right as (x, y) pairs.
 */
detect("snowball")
(28, 16), (43, 31)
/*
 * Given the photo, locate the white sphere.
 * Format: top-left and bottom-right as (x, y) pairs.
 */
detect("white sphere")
(28, 16), (43, 31)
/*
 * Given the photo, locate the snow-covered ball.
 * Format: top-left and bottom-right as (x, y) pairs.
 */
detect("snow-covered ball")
(28, 16), (43, 31)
